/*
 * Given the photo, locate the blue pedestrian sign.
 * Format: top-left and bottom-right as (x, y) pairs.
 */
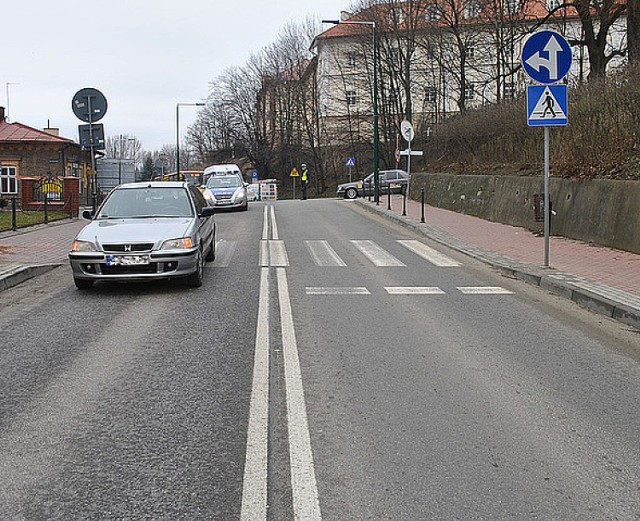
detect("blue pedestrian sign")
(346, 157), (355, 167)
(527, 85), (568, 126)
(522, 30), (572, 84)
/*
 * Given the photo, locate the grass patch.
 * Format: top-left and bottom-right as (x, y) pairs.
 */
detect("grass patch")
(0, 211), (70, 232)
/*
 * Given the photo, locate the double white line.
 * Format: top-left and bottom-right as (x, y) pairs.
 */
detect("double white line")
(241, 205), (321, 520)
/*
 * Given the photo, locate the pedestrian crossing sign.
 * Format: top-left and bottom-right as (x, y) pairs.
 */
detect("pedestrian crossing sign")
(527, 84), (568, 126)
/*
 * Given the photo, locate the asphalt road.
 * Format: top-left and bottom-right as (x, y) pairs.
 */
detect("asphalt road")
(1, 199), (639, 520)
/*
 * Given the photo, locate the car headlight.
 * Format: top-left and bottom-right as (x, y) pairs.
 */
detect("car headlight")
(72, 240), (97, 252)
(232, 189), (246, 203)
(161, 237), (194, 250)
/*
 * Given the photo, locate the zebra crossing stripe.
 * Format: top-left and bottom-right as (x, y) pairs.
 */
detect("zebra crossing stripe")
(385, 287), (445, 295)
(397, 240), (461, 267)
(350, 240), (405, 267)
(305, 241), (347, 267)
(269, 240), (289, 267)
(306, 287), (371, 295)
(457, 287), (513, 294)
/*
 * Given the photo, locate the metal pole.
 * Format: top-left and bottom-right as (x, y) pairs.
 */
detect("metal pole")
(420, 188), (426, 223)
(293, 176), (296, 200)
(87, 95), (97, 212)
(44, 183), (49, 224)
(11, 196), (17, 231)
(176, 105), (180, 181)
(372, 24), (380, 206)
(387, 183), (391, 210)
(402, 185), (407, 216)
(544, 126), (550, 267)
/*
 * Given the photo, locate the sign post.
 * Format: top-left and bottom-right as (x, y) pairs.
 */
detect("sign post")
(346, 157), (355, 182)
(290, 167), (299, 200)
(72, 87), (108, 211)
(521, 30), (572, 267)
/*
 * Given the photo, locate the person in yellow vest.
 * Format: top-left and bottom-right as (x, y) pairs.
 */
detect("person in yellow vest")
(300, 164), (309, 200)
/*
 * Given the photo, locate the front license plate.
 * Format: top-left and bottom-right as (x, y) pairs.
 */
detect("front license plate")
(106, 254), (150, 266)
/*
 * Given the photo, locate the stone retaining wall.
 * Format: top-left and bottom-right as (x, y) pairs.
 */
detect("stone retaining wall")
(409, 173), (640, 254)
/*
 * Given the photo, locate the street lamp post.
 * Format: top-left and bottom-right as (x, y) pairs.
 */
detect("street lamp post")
(5, 82), (19, 122)
(176, 102), (205, 181)
(322, 19), (380, 204)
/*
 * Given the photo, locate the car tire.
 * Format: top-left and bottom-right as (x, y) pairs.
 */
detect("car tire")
(241, 202), (248, 211)
(186, 248), (204, 287)
(345, 187), (358, 199)
(205, 235), (216, 262)
(74, 277), (94, 289)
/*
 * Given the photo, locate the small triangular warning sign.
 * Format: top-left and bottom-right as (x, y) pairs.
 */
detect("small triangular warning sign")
(290, 168), (299, 177)
(530, 86), (567, 121)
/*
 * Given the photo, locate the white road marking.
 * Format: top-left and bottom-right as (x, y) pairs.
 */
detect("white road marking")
(397, 240), (461, 267)
(259, 240), (269, 267)
(241, 268), (270, 521)
(306, 287), (371, 295)
(270, 206), (279, 240)
(262, 205), (269, 240)
(385, 287), (445, 295)
(457, 286), (514, 295)
(305, 241), (347, 267)
(269, 240), (289, 267)
(277, 268), (322, 520)
(350, 240), (405, 267)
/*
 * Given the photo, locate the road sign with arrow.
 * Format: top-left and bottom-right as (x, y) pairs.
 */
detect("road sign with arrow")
(522, 30), (572, 84)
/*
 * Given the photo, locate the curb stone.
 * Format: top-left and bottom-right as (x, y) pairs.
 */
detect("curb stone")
(0, 264), (61, 293)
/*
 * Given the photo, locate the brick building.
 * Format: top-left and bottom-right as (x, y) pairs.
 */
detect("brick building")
(0, 106), (91, 201)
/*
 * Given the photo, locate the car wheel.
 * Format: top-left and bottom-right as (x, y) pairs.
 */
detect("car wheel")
(345, 187), (358, 199)
(205, 234), (216, 262)
(186, 248), (204, 287)
(74, 277), (94, 290)
(241, 202), (248, 211)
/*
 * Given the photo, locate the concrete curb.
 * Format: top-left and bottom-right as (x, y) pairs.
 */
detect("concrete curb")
(354, 199), (640, 331)
(0, 264), (61, 293)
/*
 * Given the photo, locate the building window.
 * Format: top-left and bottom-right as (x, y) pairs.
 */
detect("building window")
(464, 83), (476, 100)
(504, 81), (515, 99)
(0, 165), (18, 194)
(465, 45), (475, 59)
(506, 0), (520, 12)
(389, 7), (405, 25)
(346, 90), (357, 106)
(426, 5), (441, 21)
(466, 1), (482, 18)
(547, 0), (562, 10)
(425, 86), (437, 102)
(346, 51), (357, 68)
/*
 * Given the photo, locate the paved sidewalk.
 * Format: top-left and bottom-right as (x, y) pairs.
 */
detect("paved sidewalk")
(0, 218), (86, 291)
(356, 195), (640, 330)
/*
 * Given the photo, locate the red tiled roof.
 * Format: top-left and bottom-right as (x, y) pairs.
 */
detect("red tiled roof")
(0, 121), (75, 144)
(313, 0), (584, 45)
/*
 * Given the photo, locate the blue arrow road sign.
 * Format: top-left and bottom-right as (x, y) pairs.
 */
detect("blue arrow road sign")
(346, 157), (355, 167)
(527, 85), (568, 126)
(522, 30), (572, 84)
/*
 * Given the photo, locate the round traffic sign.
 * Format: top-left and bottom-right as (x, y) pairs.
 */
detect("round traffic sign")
(400, 120), (414, 143)
(72, 88), (108, 123)
(521, 30), (572, 85)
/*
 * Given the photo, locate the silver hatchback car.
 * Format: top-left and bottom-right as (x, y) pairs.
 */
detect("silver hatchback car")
(69, 182), (216, 289)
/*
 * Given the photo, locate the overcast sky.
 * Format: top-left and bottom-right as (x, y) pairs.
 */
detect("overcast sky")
(2, 0), (351, 151)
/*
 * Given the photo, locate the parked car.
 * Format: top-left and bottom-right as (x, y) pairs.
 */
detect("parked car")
(336, 169), (410, 199)
(203, 173), (249, 211)
(68, 181), (216, 289)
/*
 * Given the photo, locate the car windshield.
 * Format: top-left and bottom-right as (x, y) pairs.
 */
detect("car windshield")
(207, 175), (242, 189)
(96, 187), (194, 219)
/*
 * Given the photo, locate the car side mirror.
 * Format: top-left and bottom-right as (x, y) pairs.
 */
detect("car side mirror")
(201, 206), (216, 217)
(82, 210), (93, 220)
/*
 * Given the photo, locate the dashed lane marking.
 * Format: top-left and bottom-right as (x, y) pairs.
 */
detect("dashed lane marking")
(306, 287), (371, 295)
(385, 287), (446, 295)
(457, 286), (514, 295)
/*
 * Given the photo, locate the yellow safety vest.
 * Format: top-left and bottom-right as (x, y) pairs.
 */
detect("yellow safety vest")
(301, 169), (308, 182)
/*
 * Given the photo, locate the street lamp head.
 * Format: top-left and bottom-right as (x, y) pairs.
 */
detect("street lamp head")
(321, 19), (341, 24)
